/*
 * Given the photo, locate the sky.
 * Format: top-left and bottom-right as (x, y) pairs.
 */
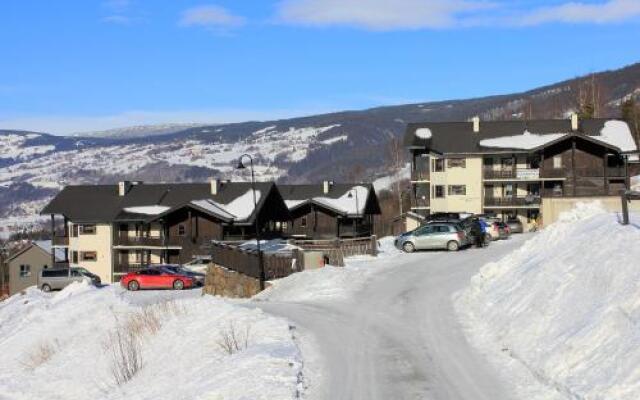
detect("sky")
(1, 0), (640, 135)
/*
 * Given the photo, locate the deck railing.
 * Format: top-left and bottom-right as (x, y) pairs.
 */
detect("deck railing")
(484, 196), (541, 207)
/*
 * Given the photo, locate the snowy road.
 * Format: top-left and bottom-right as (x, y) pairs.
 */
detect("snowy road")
(258, 235), (531, 400)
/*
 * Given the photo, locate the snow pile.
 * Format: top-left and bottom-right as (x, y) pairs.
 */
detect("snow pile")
(479, 131), (566, 150)
(122, 205), (171, 215)
(0, 284), (302, 400)
(256, 236), (403, 303)
(455, 202), (640, 399)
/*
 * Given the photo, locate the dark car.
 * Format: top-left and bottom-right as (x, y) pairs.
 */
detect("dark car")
(157, 265), (206, 287)
(506, 218), (524, 233)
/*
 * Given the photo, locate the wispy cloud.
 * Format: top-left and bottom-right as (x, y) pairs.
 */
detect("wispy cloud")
(101, 0), (136, 25)
(275, 0), (640, 30)
(179, 5), (246, 31)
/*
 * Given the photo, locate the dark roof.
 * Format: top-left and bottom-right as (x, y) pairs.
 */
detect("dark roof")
(41, 181), (277, 223)
(404, 118), (636, 154)
(279, 183), (381, 216)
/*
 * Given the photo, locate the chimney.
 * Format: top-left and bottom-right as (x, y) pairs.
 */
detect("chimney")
(118, 181), (132, 196)
(323, 180), (333, 194)
(210, 178), (221, 195)
(472, 116), (480, 133)
(571, 113), (579, 131)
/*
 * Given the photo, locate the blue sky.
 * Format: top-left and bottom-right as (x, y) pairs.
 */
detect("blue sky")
(1, 0), (640, 134)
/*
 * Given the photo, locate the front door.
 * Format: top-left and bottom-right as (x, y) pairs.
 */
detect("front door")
(414, 225), (434, 249)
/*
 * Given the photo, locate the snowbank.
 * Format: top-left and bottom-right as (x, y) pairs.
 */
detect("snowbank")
(255, 236), (404, 303)
(0, 283), (302, 400)
(455, 202), (640, 399)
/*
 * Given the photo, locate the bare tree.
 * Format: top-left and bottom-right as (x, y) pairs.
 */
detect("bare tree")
(386, 137), (406, 216)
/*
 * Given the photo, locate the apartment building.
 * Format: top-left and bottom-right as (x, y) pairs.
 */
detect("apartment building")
(41, 180), (291, 283)
(405, 115), (640, 230)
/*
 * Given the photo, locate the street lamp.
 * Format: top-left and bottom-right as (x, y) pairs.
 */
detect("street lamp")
(235, 154), (265, 290)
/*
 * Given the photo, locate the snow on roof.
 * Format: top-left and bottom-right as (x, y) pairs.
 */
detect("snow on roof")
(313, 185), (369, 216)
(191, 189), (261, 222)
(284, 199), (306, 210)
(415, 128), (432, 139)
(122, 205), (171, 215)
(595, 120), (637, 152)
(33, 240), (65, 262)
(479, 131), (567, 150)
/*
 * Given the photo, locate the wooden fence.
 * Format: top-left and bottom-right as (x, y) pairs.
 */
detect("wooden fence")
(209, 241), (300, 280)
(291, 235), (378, 267)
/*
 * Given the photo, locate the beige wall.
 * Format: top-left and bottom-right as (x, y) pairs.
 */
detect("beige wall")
(541, 197), (640, 226)
(69, 224), (114, 283)
(8, 246), (52, 294)
(431, 157), (483, 214)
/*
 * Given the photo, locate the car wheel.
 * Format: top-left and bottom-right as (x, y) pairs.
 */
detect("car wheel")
(447, 241), (460, 252)
(402, 242), (416, 253)
(173, 280), (185, 290)
(127, 280), (140, 291)
(41, 284), (51, 293)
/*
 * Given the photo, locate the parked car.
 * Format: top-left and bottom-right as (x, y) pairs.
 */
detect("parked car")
(481, 219), (502, 241)
(496, 222), (511, 239)
(120, 268), (195, 291)
(506, 218), (524, 234)
(39, 267), (101, 292)
(183, 256), (211, 274)
(157, 265), (206, 287)
(395, 222), (468, 252)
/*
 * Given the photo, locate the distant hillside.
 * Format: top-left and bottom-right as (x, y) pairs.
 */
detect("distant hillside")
(0, 61), (639, 233)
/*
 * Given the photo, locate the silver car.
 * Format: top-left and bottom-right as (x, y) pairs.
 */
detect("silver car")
(395, 223), (468, 252)
(39, 267), (101, 292)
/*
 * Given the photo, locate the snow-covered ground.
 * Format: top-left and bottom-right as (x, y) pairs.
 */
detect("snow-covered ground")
(456, 202), (640, 399)
(0, 283), (303, 400)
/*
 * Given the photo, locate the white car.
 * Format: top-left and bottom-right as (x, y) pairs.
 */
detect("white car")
(183, 257), (211, 274)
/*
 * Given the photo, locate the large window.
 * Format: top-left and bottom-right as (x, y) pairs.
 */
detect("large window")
(432, 158), (445, 172)
(433, 185), (445, 198)
(553, 155), (562, 169)
(447, 158), (466, 168)
(19, 265), (31, 278)
(80, 251), (97, 262)
(447, 185), (467, 196)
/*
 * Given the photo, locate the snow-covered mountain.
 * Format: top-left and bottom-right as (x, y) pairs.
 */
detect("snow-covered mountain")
(1, 62), (640, 236)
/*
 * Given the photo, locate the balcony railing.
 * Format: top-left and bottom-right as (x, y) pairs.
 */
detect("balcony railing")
(484, 196), (541, 207)
(411, 169), (430, 181)
(52, 235), (69, 246)
(411, 197), (430, 208)
(114, 235), (184, 247)
(483, 167), (540, 180)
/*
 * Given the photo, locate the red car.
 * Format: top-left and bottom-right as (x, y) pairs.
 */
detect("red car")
(120, 268), (195, 291)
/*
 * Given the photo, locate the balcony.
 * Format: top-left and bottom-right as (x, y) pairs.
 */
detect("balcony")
(484, 196), (541, 207)
(411, 197), (430, 208)
(483, 167), (540, 180)
(114, 235), (184, 248)
(52, 235), (69, 246)
(411, 169), (430, 181)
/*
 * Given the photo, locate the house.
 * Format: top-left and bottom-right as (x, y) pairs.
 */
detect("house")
(41, 180), (291, 283)
(404, 115), (640, 230)
(7, 241), (65, 295)
(278, 182), (381, 239)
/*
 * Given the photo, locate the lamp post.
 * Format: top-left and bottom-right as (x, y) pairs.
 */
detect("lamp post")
(347, 187), (361, 236)
(235, 154), (265, 290)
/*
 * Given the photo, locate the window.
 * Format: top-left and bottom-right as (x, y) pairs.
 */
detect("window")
(447, 158), (466, 168)
(416, 226), (433, 236)
(501, 158), (514, 169)
(432, 158), (445, 172)
(300, 216), (307, 228)
(19, 265), (31, 278)
(434, 225), (452, 233)
(79, 224), (96, 234)
(177, 224), (186, 236)
(434, 185), (445, 198)
(503, 184), (514, 197)
(72, 251), (78, 264)
(448, 185), (467, 196)
(80, 251), (97, 262)
(553, 155), (562, 169)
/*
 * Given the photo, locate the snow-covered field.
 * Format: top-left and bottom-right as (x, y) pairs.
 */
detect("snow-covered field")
(0, 283), (303, 400)
(456, 202), (640, 399)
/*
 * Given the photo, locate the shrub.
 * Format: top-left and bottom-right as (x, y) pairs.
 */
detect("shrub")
(217, 321), (252, 355)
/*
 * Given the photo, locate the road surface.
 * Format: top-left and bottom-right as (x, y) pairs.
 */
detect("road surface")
(258, 236), (529, 400)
